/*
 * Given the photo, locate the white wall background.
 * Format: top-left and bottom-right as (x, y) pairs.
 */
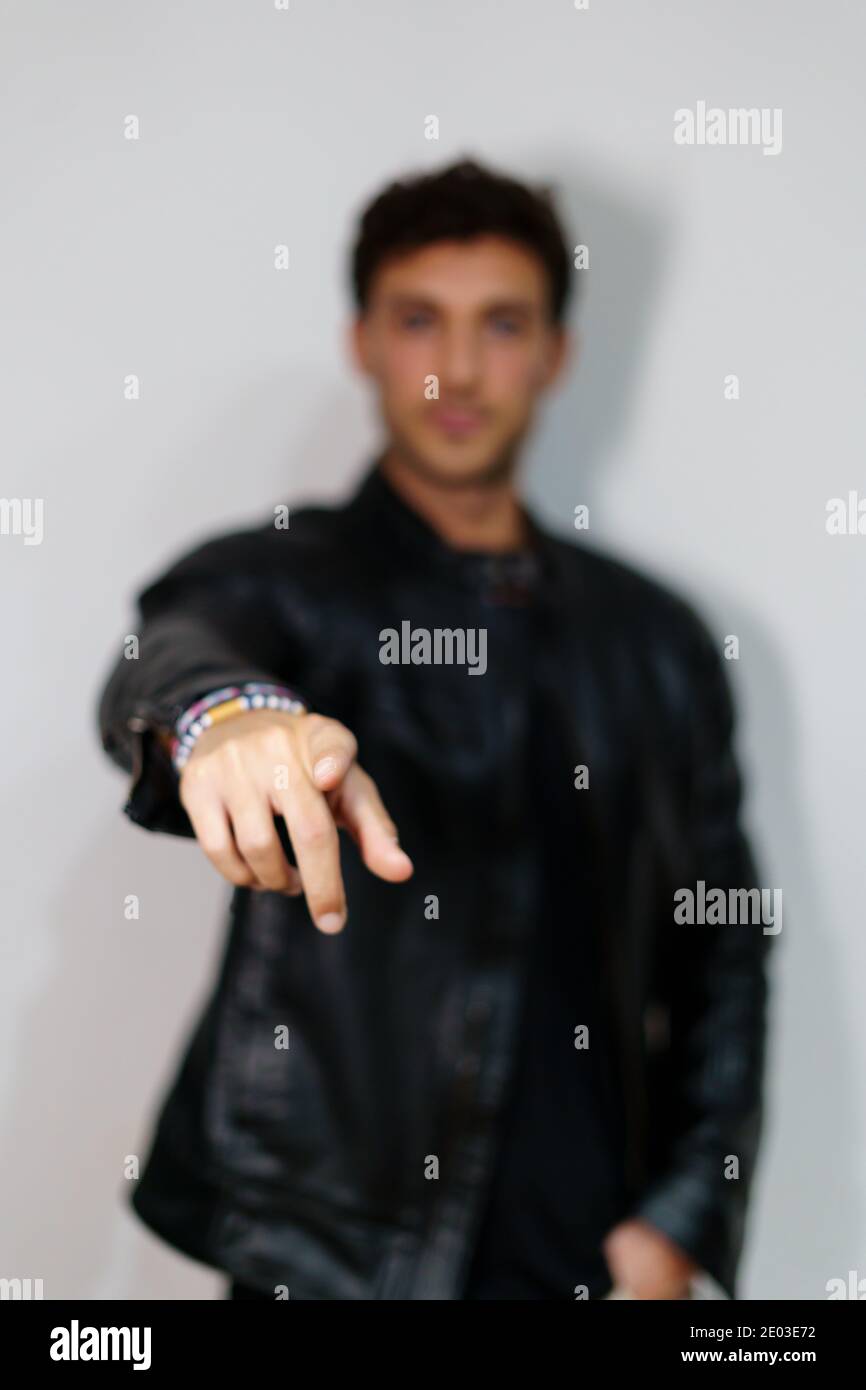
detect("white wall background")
(1, 0), (863, 1298)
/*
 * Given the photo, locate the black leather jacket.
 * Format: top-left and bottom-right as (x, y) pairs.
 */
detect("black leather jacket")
(96, 461), (775, 1299)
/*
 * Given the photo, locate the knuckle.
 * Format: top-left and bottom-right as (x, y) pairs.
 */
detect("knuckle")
(260, 725), (293, 760)
(197, 832), (228, 859)
(222, 739), (251, 776)
(295, 816), (336, 852)
(237, 830), (275, 859)
(325, 717), (354, 745)
(179, 760), (209, 799)
(227, 865), (256, 887)
(307, 715), (355, 752)
(302, 712), (330, 735)
(255, 870), (285, 891)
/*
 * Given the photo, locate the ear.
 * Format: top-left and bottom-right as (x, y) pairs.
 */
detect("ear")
(541, 325), (573, 388)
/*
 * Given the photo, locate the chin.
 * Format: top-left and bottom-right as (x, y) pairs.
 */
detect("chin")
(404, 435), (517, 489)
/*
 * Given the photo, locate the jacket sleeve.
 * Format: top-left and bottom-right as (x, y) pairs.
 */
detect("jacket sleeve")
(633, 614), (777, 1297)
(96, 526), (310, 838)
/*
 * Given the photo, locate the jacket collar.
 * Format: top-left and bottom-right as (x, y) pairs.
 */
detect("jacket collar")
(345, 455), (566, 606)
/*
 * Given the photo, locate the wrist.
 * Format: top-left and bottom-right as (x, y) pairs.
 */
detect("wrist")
(170, 682), (307, 773)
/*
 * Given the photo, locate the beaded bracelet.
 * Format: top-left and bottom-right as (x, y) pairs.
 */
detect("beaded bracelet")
(170, 681), (307, 773)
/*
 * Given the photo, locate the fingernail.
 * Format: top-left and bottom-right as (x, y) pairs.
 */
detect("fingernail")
(317, 912), (345, 934)
(313, 756), (338, 782)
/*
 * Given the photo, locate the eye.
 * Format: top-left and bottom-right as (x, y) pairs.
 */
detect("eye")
(489, 315), (522, 336)
(400, 311), (434, 330)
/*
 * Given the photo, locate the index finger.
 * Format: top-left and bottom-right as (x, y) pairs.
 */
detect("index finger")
(274, 772), (347, 934)
(331, 764), (413, 882)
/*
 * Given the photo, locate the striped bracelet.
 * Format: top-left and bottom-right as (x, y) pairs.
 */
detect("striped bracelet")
(170, 682), (307, 773)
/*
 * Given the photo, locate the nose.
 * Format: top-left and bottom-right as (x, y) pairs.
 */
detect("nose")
(438, 324), (482, 393)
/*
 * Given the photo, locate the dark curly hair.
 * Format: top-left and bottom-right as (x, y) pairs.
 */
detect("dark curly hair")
(350, 157), (574, 324)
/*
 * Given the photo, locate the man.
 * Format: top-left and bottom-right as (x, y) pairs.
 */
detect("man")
(97, 158), (774, 1300)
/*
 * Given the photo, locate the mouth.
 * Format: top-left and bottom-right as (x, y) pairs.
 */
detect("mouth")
(431, 405), (487, 438)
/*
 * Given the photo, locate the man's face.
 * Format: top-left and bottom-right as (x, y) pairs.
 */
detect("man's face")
(350, 235), (569, 487)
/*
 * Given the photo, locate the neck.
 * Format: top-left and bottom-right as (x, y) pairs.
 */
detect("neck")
(378, 446), (529, 553)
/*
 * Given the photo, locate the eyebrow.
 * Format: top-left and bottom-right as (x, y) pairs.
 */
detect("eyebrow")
(384, 294), (538, 317)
